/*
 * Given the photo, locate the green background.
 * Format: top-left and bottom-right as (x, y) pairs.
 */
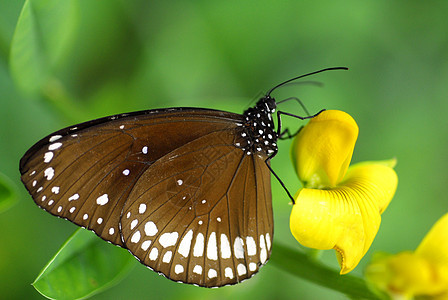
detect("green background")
(1, 0), (447, 299)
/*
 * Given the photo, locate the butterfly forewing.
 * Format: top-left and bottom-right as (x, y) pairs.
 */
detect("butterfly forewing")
(20, 108), (245, 248)
(120, 129), (274, 287)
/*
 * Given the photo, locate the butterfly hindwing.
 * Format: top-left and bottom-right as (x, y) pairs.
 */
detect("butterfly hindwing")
(120, 129), (274, 287)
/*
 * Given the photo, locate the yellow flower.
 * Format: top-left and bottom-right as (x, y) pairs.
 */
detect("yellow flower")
(289, 110), (398, 274)
(365, 213), (448, 299)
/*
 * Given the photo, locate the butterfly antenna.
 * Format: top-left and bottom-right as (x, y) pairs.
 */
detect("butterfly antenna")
(266, 67), (348, 97)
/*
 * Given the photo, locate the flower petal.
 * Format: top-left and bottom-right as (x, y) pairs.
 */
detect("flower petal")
(342, 159), (398, 214)
(291, 110), (358, 188)
(365, 252), (448, 298)
(366, 213), (448, 298)
(290, 160), (398, 274)
(416, 213), (448, 266)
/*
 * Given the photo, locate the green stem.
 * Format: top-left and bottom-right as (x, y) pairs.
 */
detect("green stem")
(270, 243), (389, 300)
(306, 248), (323, 261)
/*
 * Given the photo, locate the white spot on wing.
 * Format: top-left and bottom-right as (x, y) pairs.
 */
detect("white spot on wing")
(159, 232), (179, 248)
(225, 267), (234, 279)
(138, 203), (146, 214)
(44, 167), (55, 180)
(177, 179), (183, 185)
(193, 265), (202, 275)
(178, 230), (193, 257)
(130, 219), (138, 230)
(49, 135), (62, 142)
(260, 234), (267, 264)
(246, 236), (257, 256)
(83, 214), (88, 220)
(96, 194), (109, 205)
(144, 221), (157, 236)
(249, 262), (257, 272)
(131, 230), (141, 243)
(57, 206), (62, 213)
(220, 234), (231, 259)
(48, 200), (54, 205)
(109, 227), (115, 235)
(141, 240), (151, 251)
(122, 169), (130, 176)
(208, 269), (217, 279)
(48, 143), (62, 151)
(207, 232), (218, 260)
(193, 233), (204, 257)
(142, 146), (148, 154)
(234, 237), (245, 259)
(68, 193), (79, 201)
(175, 264), (184, 274)
(237, 264), (247, 276)
(44, 152), (54, 163)
(97, 218), (103, 224)
(149, 248), (158, 260)
(162, 251), (172, 263)
(51, 186), (60, 194)
(69, 207), (76, 213)
(266, 233), (271, 251)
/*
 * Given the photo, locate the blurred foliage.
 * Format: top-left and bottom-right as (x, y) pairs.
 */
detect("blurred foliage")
(1, 0), (448, 299)
(0, 171), (18, 213)
(33, 229), (135, 300)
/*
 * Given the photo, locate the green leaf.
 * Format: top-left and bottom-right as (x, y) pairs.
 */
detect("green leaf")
(10, 0), (78, 94)
(270, 243), (389, 300)
(0, 172), (18, 213)
(33, 229), (136, 300)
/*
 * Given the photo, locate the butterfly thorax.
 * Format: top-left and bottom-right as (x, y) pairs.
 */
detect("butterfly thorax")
(236, 96), (278, 157)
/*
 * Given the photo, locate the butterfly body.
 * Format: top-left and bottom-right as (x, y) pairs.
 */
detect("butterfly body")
(20, 97), (277, 287)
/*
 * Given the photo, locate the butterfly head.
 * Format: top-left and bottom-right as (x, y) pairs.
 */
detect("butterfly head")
(258, 95), (277, 114)
(238, 96), (278, 157)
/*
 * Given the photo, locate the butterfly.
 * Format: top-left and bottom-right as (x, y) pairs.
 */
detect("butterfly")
(20, 67), (347, 288)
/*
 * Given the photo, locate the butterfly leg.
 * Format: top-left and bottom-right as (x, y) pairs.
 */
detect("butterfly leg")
(278, 126), (303, 140)
(275, 109), (325, 138)
(277, 97), (310, 116)
(264, 153), (296, 204)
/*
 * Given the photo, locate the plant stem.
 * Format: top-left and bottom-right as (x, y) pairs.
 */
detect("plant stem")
(270, 243), (388, 300)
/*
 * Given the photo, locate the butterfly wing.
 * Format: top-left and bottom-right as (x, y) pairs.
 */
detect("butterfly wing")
(20, 108), (244, 247)
(120, 129), (274, 287)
